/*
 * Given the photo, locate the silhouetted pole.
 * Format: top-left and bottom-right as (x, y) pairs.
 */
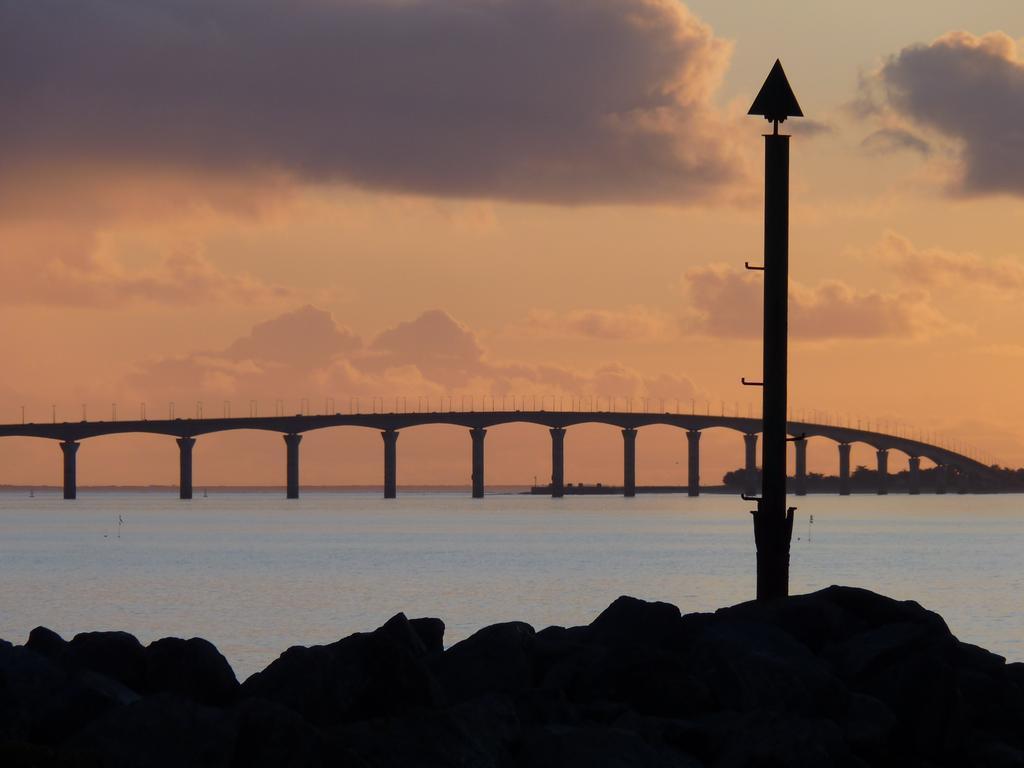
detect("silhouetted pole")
(748, 60), (802, 600)
(177, 437), (195, 500)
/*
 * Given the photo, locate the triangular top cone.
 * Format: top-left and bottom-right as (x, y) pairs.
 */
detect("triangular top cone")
(748, 59), (803, 123)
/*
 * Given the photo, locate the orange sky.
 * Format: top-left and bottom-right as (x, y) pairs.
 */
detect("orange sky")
(1, 1), (1023, 488)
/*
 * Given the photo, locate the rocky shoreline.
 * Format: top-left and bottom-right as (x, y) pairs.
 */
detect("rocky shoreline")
(2, 586), (1022, 767)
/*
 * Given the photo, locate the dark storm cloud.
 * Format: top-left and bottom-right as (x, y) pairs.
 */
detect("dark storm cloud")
(875, 32), (1024, 195)
(0, 0), (743, 204)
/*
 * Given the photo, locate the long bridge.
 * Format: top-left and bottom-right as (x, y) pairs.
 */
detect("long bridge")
(0, 409), (994, 499)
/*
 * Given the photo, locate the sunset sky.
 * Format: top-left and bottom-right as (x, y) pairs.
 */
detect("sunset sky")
(1, 0), (1023, 488)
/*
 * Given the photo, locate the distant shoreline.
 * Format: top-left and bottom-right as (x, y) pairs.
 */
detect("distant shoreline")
(1, 484), (1020, 495)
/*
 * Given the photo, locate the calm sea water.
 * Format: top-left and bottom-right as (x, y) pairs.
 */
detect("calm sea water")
(1, 491), (1021, 679)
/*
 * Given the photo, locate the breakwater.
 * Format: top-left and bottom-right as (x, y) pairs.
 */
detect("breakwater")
(2, 586), (1022, 766)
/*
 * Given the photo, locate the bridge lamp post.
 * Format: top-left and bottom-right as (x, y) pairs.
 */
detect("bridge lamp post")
(747, 59), (803, 601)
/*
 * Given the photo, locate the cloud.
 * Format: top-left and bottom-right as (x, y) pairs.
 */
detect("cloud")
(361, 310), (487, 387)
(861, 128), (931, 157)
(0, 228), (290, 307)
(681, 264), (947, 340)
(525, 307), (676, 341)
(875, 231), (1024, 292)
(0, 0), (745, 205)
(224, 306), (361, 367)
(787, 119), (833, 138)
(125, 306), (698, 406)
(872, 31), (1024, 195)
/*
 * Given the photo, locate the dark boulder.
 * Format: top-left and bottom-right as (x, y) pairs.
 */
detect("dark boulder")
(65, 631), (147, 692)
(146, 637), (239, 706)
(717, 585), (952, 655)
(69, 693), (236, 768)
(326, 693), (519, 768)
(700, 710), (858, 768)
(437, 622), (536, 703)
(24, 627), (67, 662)
(589, 596), (681, 649)
(230, 697), (325, 768)
(684, 618), (844, 715)
(515, 724), (701, 768)
(409, 618), (445, 656)
(242, 612), (442, 726)
(0, 640), (68, 742)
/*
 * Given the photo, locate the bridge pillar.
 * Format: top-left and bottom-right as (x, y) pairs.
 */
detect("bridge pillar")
(622, 428), (636, 498)
(793, 438), (807, 496)
(470, 428), (486, 499)
(743, 433), (758, 496)
(177, 437), (195, 500)
(936, 464), (948, 494)
(550, 427), (565, 498)
(60, 441), (79, 500)
(957, 466), (969, 495)
(908, 456), (921, 495)
(382, 429), (399, 499)
(838, 443), (851, 496)
(284, 433), (302, 499)
(876, 448), (889, 495)
(686, 430), (700, 497)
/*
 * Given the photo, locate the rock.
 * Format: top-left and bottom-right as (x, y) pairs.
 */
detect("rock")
(717, 585), (951, 655)
(146, 637), (239, 706)
(0, 641), (68, 742)
(839, 692), (898, 761)
(24, 627), (66, 661)
(230, 698), (325, 768)
(3, 586), (1024, 766)
(69, 693), (236, 768)
(409, 618), (445, 656)
(65, 631), (147, 692)
(437, 622), (535, 703)
(684, 618), (843, 715)
(589, 596), (681, 649)
(701, 710), (857, 768)
(515, 724), (700, 768)
(543, 639), (712, 720)
(326, 693), (519, 767)
(242, 613), (442, 725)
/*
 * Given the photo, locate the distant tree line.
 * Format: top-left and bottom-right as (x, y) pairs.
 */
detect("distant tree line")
(722, 465), (1024, 494)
